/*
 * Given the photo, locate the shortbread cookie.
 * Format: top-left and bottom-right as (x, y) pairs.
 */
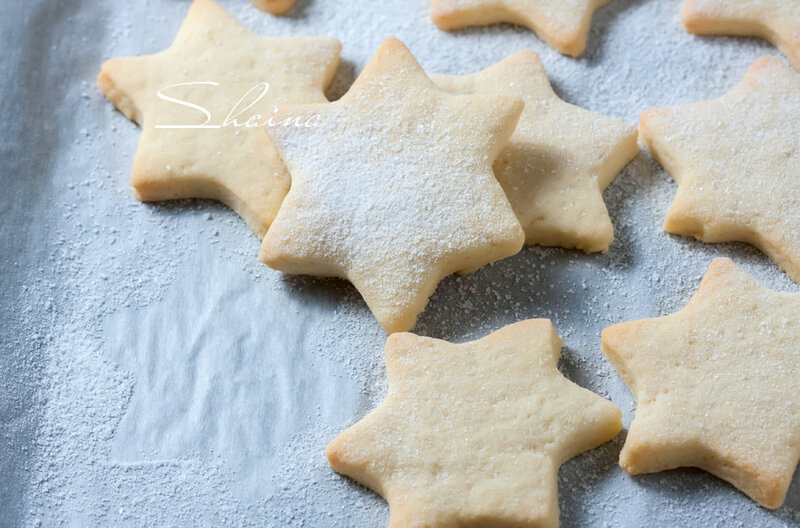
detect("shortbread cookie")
(251, 0), (297, 16)
(431, 50), (637, 252)
(328, 320), (622, 527)
(602, 258), (800, 509)
(430, 0), (616, 57)
(682, 0), (800, 71)
(260, 38), (525, 333)
(98, 0), (340, 238)
(640, 56), (800, 284)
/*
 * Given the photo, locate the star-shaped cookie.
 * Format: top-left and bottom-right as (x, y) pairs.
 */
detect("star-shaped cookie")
(251, 0), (297, 16)
(260, 38), (525, 333)
(98, 0), (341, 238)
(640, 56), (800, 284)
(682, 0), (800, 71)
(602, 258), (800, 508)
(327, 319), (622, 527)
(430, 0), (616, 57)
(431, 50), (638, 253)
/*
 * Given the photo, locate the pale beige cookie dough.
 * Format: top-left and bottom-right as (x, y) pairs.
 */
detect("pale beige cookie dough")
(682, 0), (800, 71)
(260, 38), (525, 333)
(251, 0), (297, 16)
(328, 319), (622, 528)
(430, 0), (616, 57)
(602, 258), (800, 508)
(431, 50), (637, 253)
(98, 0), (341, 238)
(640, 56), (800, 284)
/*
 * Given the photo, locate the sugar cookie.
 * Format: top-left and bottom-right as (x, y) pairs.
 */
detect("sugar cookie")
(602, 258), (800, 508)
(682, 0), (800, 71)
(431, 50), (637, 253)
(430, 0), (616, 57)
(98, 0), (341, 238)
(328, 319), (622, 527)
(640, 56), (800, 284)
(251, 0), (297, 16)
(260, 38), (525, 333)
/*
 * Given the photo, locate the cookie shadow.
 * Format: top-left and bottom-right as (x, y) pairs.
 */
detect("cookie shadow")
(777, 473), (800, 520)
(557, 345), (610, 395)
(426, 19), (532, 44)
(582, 0), (648, 64)
(627, 467), (764, 513)
(601, 147), (662, 271)
(559, 431), (626, 528)
(278, 272), (362, 311)
(326, 58), (356, 102)
(282, 0), (312, 20)
(415, 242), (610, 341)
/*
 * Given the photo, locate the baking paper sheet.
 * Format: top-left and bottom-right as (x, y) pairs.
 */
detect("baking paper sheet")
(1, 0), (799, 526)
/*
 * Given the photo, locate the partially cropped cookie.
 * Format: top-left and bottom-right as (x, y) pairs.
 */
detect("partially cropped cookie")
(430, 0), (617, 57)
(251, 0), (297, 16)
(682, 0), (800, 71)
(431, 50), (637, 253)
(328, 320), (622, 528)
(602, 258), (800, 508)
(640, 56), (800, 284)
(260, 38), (524, 333)
(98, 0), (341, 238)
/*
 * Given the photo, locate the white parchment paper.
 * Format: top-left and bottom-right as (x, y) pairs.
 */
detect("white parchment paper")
(1, 0), (799, 526)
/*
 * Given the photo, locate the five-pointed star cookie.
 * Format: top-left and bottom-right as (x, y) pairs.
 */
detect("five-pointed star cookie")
(602, 258), (800, 508)
(431, 50), (638, 253)
(640, 56), (800, 284)
(327, 319), (622, 528)
(260, 38), (525, 333)
(251, 0), (297, 16)
(98, 0), (341, 238)
(430, 0), (616, 57)
(682, 0), (800, 71)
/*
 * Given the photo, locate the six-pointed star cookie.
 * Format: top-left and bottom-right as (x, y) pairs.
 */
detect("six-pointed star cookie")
(98, 0), (341, 238)
(251, 0), (297, 16)
(602, 258), (800, 508)
(682, 0), (800, 71)
(430, 0), (616, 57)
(431, 50), (637, 252)
(640, 56), (800, 284)
(327, 319), (622, 528)
(260, 38), (525, 333)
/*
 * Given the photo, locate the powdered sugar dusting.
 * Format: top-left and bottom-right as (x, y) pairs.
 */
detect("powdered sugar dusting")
(2, 0), (800, 526)
(262, 41), (523, 331)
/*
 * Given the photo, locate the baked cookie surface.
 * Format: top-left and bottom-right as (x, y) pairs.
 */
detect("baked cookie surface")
(328, 319), (622, 528)
(602, 258), (800, 508)
(431, 50), (638, 253)
(260, 38), (525, 333)
(251, 0), (297, 16)
(682, 0), (800, 71)
(98, 0), (341, 238)
(640, 56), (800, 284)
(430, 0), (616, 56)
